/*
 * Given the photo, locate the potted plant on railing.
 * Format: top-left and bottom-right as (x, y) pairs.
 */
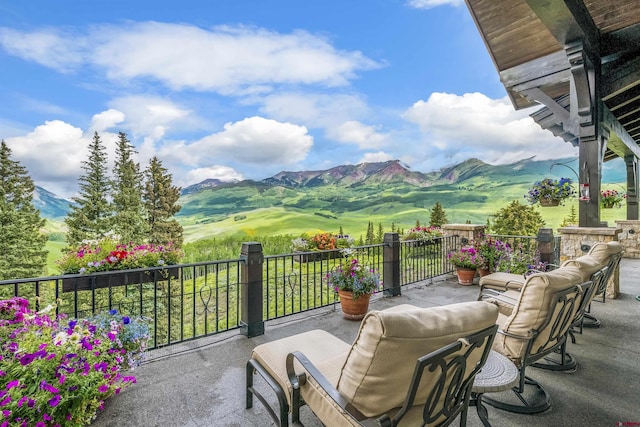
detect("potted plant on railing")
(0, 297), (150, 426)
(291, 232), (354, 262)
(325, 252), (380, 320)
(475, 237), (511, 276)
(402, 225), (444, 246)
(58, 236), (184, 292)
(525, 177), (575, 207)
(448, 247), (485, 285)
(600, 189), (626, 209)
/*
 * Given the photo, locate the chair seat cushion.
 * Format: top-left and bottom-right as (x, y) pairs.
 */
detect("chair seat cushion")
(251, 329), (351, 407)
(479, 272), (525, 291)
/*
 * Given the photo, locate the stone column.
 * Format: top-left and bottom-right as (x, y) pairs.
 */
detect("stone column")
(441, 224), (486, 249)
(615, 220), (640, 259)
(558, 226), (622, 298)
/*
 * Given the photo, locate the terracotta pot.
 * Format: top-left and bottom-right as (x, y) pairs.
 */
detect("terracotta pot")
(539, 198), (560, 207)
(337, 290), (371, 320)
(477, 268), (492, 277)
(456, 268), (477, 285)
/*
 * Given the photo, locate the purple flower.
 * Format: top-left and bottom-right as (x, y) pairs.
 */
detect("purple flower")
(98, 384), (109, 393)
(6, 380), (19, 389)
(19, 353), (36, 366)
(109, 309), (118, 315)
(122, 316), (130, 324)
(48, 395), (61, 407)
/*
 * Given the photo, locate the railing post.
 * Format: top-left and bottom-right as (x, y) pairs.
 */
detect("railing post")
(537, 228), (554, 265)
(240, 242), (264, 338)
(383, 232), (401, 296)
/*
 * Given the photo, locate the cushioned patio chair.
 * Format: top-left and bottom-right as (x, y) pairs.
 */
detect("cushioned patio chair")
(479, 266), (590, 413)
(246, 301), (498, 427)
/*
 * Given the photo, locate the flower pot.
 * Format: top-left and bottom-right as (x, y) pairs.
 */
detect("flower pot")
(477, 268), (492, 277)
(455, 268), (477, 285)
(602, 203), (615, 209)
(539, 198), (560, 207)
(337, 290), (371, 320)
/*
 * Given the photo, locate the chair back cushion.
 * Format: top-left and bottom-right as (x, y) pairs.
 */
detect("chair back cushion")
(336, 301), (498, 417)
(562, 255), (602, 282)
(588, 241), (623, 264)
(494, 266), (584, 365)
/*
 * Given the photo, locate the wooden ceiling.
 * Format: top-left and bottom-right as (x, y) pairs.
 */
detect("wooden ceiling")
(465, 0), (640, 162)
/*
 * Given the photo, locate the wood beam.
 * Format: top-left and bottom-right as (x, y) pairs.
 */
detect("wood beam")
(602, 105), (640, 159)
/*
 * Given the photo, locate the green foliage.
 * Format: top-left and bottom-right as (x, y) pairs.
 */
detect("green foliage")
(325, 254), (380, 300)
(365, 221), (375, 244)
(111, 132), (148, 243)
(448, 246), (484, 269)
(376, 223), (384, 243)
(561, 204), (579, 227)
(65, 132), (112, 246)
(0, 140), (48, 280)
(429, 202), (448, 227)
(143, 156), (183, 247)
(487, 200), (545, 236)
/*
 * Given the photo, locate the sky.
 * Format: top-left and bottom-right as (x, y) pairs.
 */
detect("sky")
(0, 0), (581, 198)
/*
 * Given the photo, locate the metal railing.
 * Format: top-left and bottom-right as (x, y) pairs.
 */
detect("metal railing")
(0, 233), (459, 350)
(487, 234), (562, 265)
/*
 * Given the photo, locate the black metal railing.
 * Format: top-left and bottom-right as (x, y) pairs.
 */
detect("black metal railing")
(487, 234), (562, 266)
(0, 233), (459, 351)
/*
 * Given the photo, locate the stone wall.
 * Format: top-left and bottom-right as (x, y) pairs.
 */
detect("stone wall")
(557, 226), (621, 298)
(615, 220), (640, 259)
(442, 224), (486, 249)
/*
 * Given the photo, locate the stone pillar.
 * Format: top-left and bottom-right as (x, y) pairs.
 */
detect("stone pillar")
(615, 220), (640, 259)
(441, 224), (486, 249)
(383, 232), (401, 296)
(558, 226), (622, 298)
(240, 242), (264, 337)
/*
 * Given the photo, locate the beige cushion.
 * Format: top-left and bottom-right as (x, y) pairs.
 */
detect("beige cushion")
(336, 301), (499, 417)
(587, 241), (623, 264)
(562, 255), (602, 282)
(479, 272), (525, 292)
(493, 266), (584, 366)
(251, 329), (351, 407)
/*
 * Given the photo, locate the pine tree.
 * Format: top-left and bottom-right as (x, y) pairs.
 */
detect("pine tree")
(111, 132), (147, 243)
(376, 223), (384, 243)
(561, 204), (579, 227)
(143, 156), (183, 246)
(64, 131), (112, 246)
(429, 202), (448, 227)
(0, 140), (48, 279)
(365, 221), (375, 244)
(339, 225), (344, 235)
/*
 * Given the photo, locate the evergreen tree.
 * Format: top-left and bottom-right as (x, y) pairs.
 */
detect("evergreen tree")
(391, 222), (396, 232)
(365, 221), (375, 244)
(111, 132), (147, 243)
(65, 132), (112, 246)
(488, 200), (545, 236)
(143, 156), (183, 246)
(415, 219), (421, 227)
(339, 225), (344, 235)
(0, 140), (48, 279)
(376, 223), (384, 243)
(429, 202), (448, 227)
(560, 204), (579, 227)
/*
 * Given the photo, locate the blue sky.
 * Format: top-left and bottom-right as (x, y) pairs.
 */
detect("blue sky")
(0, 0), (580, 198)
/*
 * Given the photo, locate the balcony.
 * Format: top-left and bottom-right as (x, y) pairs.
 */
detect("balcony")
(90, 258), (640, 427)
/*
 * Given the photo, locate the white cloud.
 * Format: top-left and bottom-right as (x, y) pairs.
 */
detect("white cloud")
(360, 151), (394, 163)
(165, 116), (313, 166)
(90, 109), (125, 132)
(406, 0), (463, 9)
(327, 120), (388, 148)
(5, 120), (89, 197)
(184, 166), (244, 186)
(0, 23), (382, 95)
(403, 92), (577, 165)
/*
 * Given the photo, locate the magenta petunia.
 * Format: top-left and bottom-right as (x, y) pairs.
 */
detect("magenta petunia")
(98, 384), (109, 393)
(48, 395), (61, 407)
(6, 380), (19, 389)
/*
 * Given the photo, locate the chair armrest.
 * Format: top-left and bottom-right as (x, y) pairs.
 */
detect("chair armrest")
(479, 289), (518, 306)
(286, 351), (383, 427)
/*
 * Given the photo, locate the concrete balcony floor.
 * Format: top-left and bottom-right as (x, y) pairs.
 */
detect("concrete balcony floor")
(92, 259), (640, 427)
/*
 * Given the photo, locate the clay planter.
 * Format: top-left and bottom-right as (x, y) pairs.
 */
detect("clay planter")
(477, 268), (492, 277)
(337, 290), (371, 320)
(455, 268), (477, 285)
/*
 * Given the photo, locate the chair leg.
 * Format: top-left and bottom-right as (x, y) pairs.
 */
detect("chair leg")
(469, 393), (491, 427)
(482, 369), (551, 415)
(582, 312), (601, 328)
(246, 359), (290, 427)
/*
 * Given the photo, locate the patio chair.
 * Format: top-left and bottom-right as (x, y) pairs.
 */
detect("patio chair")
(246, 301), (499, 427)
(479, 266), (589, 413)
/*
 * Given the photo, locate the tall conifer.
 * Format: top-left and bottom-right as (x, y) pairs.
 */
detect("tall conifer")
(111, 132), (147, 243)
(0, 140), (48, 279)
(143, 156), (183, 246)
(429, 202), (448, 227)
(64, 131), (112, 246)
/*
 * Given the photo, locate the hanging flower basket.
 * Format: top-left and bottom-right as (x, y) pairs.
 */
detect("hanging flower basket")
(525, 177), (575, 206)
(539, 198), (560, 207)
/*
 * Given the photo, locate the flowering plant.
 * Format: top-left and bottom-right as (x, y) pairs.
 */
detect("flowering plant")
(292, 233), (354, 252)
(402, 226), (444, 242)
(525, 177), (575, 205)
(600, 189), (626, 208)
(448, 247), (485, 269)
(325, 254), (380, 300)
(0, 298), (150, 426)
(495, 247), (547, 275)
(475, 237), (511, 272)
(58, 237), (183, 274)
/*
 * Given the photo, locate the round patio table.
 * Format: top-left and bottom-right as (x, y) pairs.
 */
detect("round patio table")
(471, 350), (519, 427)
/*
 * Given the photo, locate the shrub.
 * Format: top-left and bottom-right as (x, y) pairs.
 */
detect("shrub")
(487, 200), (545, 236)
